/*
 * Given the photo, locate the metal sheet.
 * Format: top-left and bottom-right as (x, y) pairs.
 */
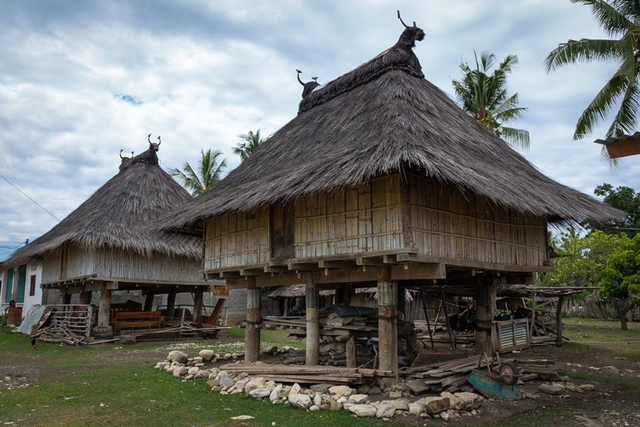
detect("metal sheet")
(16, 305), (53, 336)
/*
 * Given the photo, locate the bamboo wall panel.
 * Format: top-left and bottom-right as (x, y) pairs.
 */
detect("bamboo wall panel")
(93, 247), (200, 281)
(65, 244), (96, 279)
(41, 248), (62, 283)
(204, 205), (270, 269)
(409, 174), (547, 267)
(294, 174), (404, 258)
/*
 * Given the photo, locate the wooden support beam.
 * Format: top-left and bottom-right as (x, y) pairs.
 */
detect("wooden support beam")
(144, 291), (155, 312)
(318, 260), (357, 269)
(306, 276), (320, 365)
(377, 268), (398, 385)
(240, 268), (265, 277)
(556, 295), (565, 347)
(288, 262), (317, 271)
(166, 289), (177, 319)
(356, 256), (384, 266)
(97, 284), (112, 329)
(245, 278), (261, 363)
(193, 287), (204, 327)
(79, 291), (92, 305)
(475, 275), (496, 355)
(264, 265), (288, 274)
(346, 335), (357, 368)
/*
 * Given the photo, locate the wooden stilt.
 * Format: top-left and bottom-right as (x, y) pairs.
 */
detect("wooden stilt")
(166, 289), (177, 319)
(245, 278), (261, 363)
(378, 268), (398, 384)
(346, 335), (357, 368)
(144, 291), (155, 312)
(556, 295), (565, 347)
(98, 284), (112, 328)
(79, 291), (92, 305)
(193, 287), (204, 327)
(420, 291), (435, 351)
(474, 275), (495, 355)
(306, 275), (320, 365)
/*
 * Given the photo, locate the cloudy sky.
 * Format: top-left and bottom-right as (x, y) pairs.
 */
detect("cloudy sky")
(1, 0), (638, 261)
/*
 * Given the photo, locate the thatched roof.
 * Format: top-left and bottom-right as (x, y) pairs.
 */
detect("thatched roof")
(153, 29), (621, 232)
(7, 148), (201, 265)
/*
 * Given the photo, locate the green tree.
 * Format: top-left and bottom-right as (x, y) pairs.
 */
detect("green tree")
(544, 0), (640, 146)
(233, 129), (266, 162)
(540, 229), (623, 288)
(600, 233), (640, 329)
(169, 149), (226, 196)
(452, 51), (530, 150)
(593, 183), (640, 234)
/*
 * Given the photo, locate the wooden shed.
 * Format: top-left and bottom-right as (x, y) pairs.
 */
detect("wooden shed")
(5, 140), (210, 336)
(154, 19), (622, 381)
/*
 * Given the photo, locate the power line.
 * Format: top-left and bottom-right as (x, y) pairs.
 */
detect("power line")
(0, 174), (60, 222)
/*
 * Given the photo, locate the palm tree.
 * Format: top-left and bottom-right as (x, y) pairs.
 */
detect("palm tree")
(452, 51), (531, 150)
(169, 149), (226, 196)
(233, 129), (266, 161)
(545, 0), (640, 145)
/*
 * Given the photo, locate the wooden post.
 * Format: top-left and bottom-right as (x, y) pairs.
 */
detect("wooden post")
(346, 335), (357, 368)
(166, 289), (177, 319)
(306, 277), (320, 365)
(245, 278), (261, 363)
(97, 284), (112, 328)
(79, 291), (92, 305)
(378, 268), (398, 384)
(11, 269), (19, 301)
(283, 297), (290, 316)
(474, 275), (495, 355)
(556, 295), (565, 347)
(144, 291), (155, 312)
(193, 287), (204, 327)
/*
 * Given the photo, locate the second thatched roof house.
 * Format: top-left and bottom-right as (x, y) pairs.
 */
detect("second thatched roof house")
(4, 138), (210, 334)
(153, 15), (622, 378)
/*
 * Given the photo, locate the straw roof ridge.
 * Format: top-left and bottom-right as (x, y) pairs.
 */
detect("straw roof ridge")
(8, 158), (201, 265)
(152, 44), (622, 232)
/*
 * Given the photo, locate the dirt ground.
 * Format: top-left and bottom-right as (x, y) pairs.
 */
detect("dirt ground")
(2, 332), (639, 427)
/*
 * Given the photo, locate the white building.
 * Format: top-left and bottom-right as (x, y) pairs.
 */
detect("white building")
(0, 261), (43, 319)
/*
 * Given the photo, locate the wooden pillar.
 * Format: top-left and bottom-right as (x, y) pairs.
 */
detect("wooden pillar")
(346, 335), (357, 368)
(79, 291), (92, 305)
(245, 278), (261, 363)
(556, 295), (565, 347)
(306, 279), (320, 365)
(166, 289), (177, 319)
(144, 291), (155, 312)
(378, 268), (398, 384)
(97, 284), (112, 328)
(193, 287), (204, 327)
(475, 275), (495, 355)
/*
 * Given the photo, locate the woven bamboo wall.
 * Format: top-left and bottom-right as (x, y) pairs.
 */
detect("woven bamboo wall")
(408, 174), (547, 267)
(294, 174), (404, 258)
(204, 205), (270, 269)
(42, 244), (200, 282)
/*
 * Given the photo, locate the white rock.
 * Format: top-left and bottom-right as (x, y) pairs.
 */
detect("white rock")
(309, 405), (320, 411)
(231, 415), (254, 420)
(440, 411), (450, 421)
(199, 349), (215, 362)
(382, 399), (409, 411)
(167, 351), (188, 364)
(538, 383), (565, 395)
(313, 394), (323, 407)
(418, 396), (450, 414)
(347, 404), (377, 417)
(288, 394), (312, 409)
(376, 403), (396, 419)
(409, 402), (424, 415)
(289, 383), (302, 396)
(348, 394), (369, 404)
(329, 385), (355, 399)
(250, 388), (272, 399)
(188, 367), (199, 376)
(245, 378), (267, 393)
(172, 367), (188, 378)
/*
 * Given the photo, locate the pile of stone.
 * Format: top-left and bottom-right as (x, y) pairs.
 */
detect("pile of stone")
(155, 350), (485, 420)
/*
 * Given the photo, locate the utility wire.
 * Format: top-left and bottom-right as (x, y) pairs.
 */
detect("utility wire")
(0, 174), (60, 222)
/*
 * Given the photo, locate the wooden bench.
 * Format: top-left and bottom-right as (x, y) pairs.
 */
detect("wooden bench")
(113, 311), (165, 330)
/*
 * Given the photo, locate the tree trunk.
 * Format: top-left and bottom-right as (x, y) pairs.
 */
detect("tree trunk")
(614, 299), (631, 331)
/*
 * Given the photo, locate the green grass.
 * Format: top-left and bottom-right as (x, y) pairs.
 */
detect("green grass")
(562, 317), (640, 361)
(0, 328), (388, 427)
(566, 370), (640, 388)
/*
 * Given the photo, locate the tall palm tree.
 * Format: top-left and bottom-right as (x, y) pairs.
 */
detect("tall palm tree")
(545, 0), (640, 144)
(169, 149), (226, 196)
(452, 51), (531, 150)
(233, 129), (266, 162)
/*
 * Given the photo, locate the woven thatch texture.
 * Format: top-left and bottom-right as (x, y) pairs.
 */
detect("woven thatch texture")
(154, 60), (621, 232)
(8, 161), (201, 265)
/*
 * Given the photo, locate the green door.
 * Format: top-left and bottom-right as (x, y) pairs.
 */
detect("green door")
(16, 265), (26, 304)
(4, 268), (13, 304)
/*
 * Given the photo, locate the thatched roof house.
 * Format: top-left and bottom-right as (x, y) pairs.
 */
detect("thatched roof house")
(5, 139), (208, 330)
(152, 15), (622, 371)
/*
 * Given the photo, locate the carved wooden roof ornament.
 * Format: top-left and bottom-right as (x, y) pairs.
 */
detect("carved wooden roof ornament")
(392, 10), (425, 73)
(119, 149), (135, 171)
(296, 69), (320, 99)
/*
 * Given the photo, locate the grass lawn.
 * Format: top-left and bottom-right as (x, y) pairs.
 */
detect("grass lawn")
(0, 328), (393, 427)
(563, 317), (640, 362)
